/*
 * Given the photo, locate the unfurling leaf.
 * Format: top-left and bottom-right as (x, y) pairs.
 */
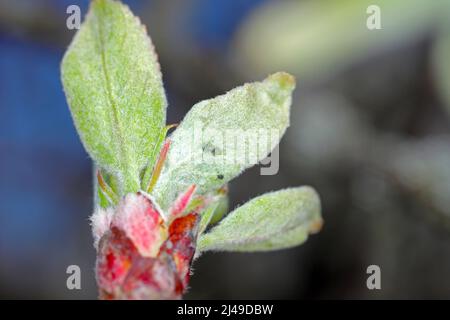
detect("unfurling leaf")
(209, 191), (229, 224)
(61, 0), (167, 193)
(197, 186), (322, 253)
(153, 72), (295, 209)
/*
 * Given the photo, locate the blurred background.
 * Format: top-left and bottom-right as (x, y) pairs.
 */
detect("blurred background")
(1, 0), (450, 299)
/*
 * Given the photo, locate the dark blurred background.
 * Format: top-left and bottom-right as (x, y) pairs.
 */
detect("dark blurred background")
(1, 0), (450, 299)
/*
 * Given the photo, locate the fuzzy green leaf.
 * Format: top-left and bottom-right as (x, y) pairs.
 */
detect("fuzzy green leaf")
(153, 72), (295, 209)
(209, 192), (229, 224)
(198, 203), (219, 236)
(61, 0), (166, 193)
(197, 186), (322, 253)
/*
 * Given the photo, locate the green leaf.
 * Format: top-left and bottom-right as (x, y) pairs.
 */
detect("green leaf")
(61, 0), (167, 193)
(153, 72), (295, 209)
(198, 203), (219, 236)
(196, 186), (322, 253)
(209, 192), (229, 224)
(93, 165), (109, 208)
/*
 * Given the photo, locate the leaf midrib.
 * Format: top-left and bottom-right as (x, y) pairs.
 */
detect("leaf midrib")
(94, 7), (134, 191)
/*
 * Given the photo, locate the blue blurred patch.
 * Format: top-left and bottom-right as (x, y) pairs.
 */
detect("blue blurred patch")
(0, 38), (83, 153)
(0, 36), (90, 260)
(187, 0), (267, 48)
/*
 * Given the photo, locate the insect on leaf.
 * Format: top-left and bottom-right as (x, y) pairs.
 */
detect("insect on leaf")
(153, 72), (295, 209)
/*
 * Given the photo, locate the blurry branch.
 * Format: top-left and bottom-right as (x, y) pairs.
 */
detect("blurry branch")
(433, 19), (450, 117)
(382, 137), (450, 227)
(232, 0), (449, 84)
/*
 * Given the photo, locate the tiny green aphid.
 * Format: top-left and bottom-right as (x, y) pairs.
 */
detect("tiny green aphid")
(61, 0), (322, 300)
